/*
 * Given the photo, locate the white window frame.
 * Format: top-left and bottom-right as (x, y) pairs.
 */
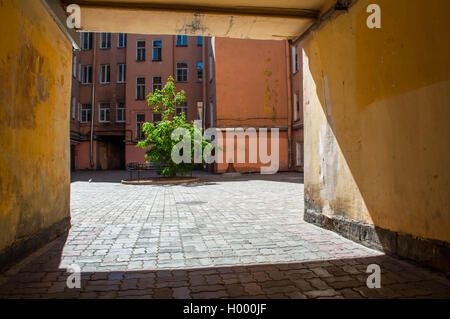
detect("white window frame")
(292, 45), (299, 74)
(152, 40), (162, 61)
(176, 62), (188, 82)
(116, 103), (125, 123)
(99, 64), (110, 84)
(136, 77), (145, 100)
(100, 32), (111, 49)
(72, 55), (77, 78)
(293, 92), (300, 122)
(136, 40), (146, 61)
(152, 76), (162, 92)
(80, 104), (92, 123)
(176, 35), (188, 46)
(117, 33), (127, 48)
(196, 61), (203, 82)
(80, 65), (92, 84)
(71, 97), (76, 119)
(81, 32), (92, 50)
(175, 101), (188, 117)
(117, 63), (126, 83)
(98, 103), (110, 123)
(136, 113), (145, 140)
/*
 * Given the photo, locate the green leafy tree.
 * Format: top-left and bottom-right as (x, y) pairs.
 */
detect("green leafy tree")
(137, 76), (211, 177)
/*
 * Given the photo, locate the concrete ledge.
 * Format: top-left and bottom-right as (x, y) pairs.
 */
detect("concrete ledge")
(304, 209), (450, 273)
(121, 177), (200, 185)
(0, 217), (71, 272)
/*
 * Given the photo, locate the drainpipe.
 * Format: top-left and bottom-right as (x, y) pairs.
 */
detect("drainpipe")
(286, 40), (293, 169)
(202, 37), (207, 132)
(90, 34), (97, 168)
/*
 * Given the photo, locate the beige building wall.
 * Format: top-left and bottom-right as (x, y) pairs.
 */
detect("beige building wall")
(302, 0), (450, 270)
(0, 0), (72, 268)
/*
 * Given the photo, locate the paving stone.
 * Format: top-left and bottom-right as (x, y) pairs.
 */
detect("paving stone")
(0, 171), (448, 299)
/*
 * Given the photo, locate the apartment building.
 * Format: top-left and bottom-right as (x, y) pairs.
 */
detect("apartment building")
(125, 34), (204, 163)
(204, 37), (304, 173)
(70, 33), (303, 173)
(70, 33), (204, 170)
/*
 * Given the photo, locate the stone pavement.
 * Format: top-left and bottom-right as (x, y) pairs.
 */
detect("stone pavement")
(0, 171), (448, 299)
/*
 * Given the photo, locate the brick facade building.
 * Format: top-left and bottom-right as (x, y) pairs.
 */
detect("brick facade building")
(70, 33), (203, 170)
(70, 33), (303, 173)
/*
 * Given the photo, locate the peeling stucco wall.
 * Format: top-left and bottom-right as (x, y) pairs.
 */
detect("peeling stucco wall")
(0, 0), (72, 260)
(303, 0), (450, 242)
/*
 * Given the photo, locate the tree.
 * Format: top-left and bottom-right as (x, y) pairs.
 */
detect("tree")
(136, 76), (210, 177)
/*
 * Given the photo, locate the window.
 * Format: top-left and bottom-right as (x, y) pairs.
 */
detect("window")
(293, 92), (300, 122)
(153, 113), (162, 123)
(292, 45), (299, 73)
(176, 62), (188, 82)
(196, 61), (203, 82)
(197, 36), (203, 46)
(99, 64), (110, 84)
(136, 77), (145, 100)
(296, 142), (304, 167)
(176, 101), (188, 117)
(71, 97), (77, 119)
(72, 55), (77, 78)
(81, 32), (92, 50)
(100, 32), (111, 49)
(99, 103), (110, 122)
(152, 40), (162, 61)
(136, 114), (145, 140)
(80, 104), (92, 123)
(176, 35), (188, 47)
(80, 65), (92, 84)
(136, 41), (146, 61)
(117, 63), (126, 83)
(152, 76), (162, 92)
(116, 103), (125, 123)
(117, 33), (127, 48)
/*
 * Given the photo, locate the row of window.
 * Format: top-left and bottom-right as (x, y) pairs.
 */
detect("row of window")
(80, 32), (203, 51)
(71, 100), (190, 124)
(71, 100), (125, 123)
(78, 62), (203, 86)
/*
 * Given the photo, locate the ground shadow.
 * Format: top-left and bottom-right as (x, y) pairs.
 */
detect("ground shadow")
(0, 233), (448, 299)
(71, 170), (304, 184)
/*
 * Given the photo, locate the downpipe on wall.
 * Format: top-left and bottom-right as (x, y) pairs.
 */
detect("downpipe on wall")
(286, 40), (293, 169)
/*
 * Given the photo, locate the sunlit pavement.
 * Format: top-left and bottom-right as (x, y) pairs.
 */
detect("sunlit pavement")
(0, 171), (448, 299)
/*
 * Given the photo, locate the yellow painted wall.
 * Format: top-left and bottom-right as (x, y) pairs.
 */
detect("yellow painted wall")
(0, 0), (72, 254)
(303, 0), (450, 242)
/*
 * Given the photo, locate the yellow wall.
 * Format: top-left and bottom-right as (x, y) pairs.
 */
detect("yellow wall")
(0, 0), (72, 254)
(303, 0), (450, 242)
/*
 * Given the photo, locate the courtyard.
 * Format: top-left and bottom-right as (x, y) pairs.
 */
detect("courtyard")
(0, 171), (448, 299)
